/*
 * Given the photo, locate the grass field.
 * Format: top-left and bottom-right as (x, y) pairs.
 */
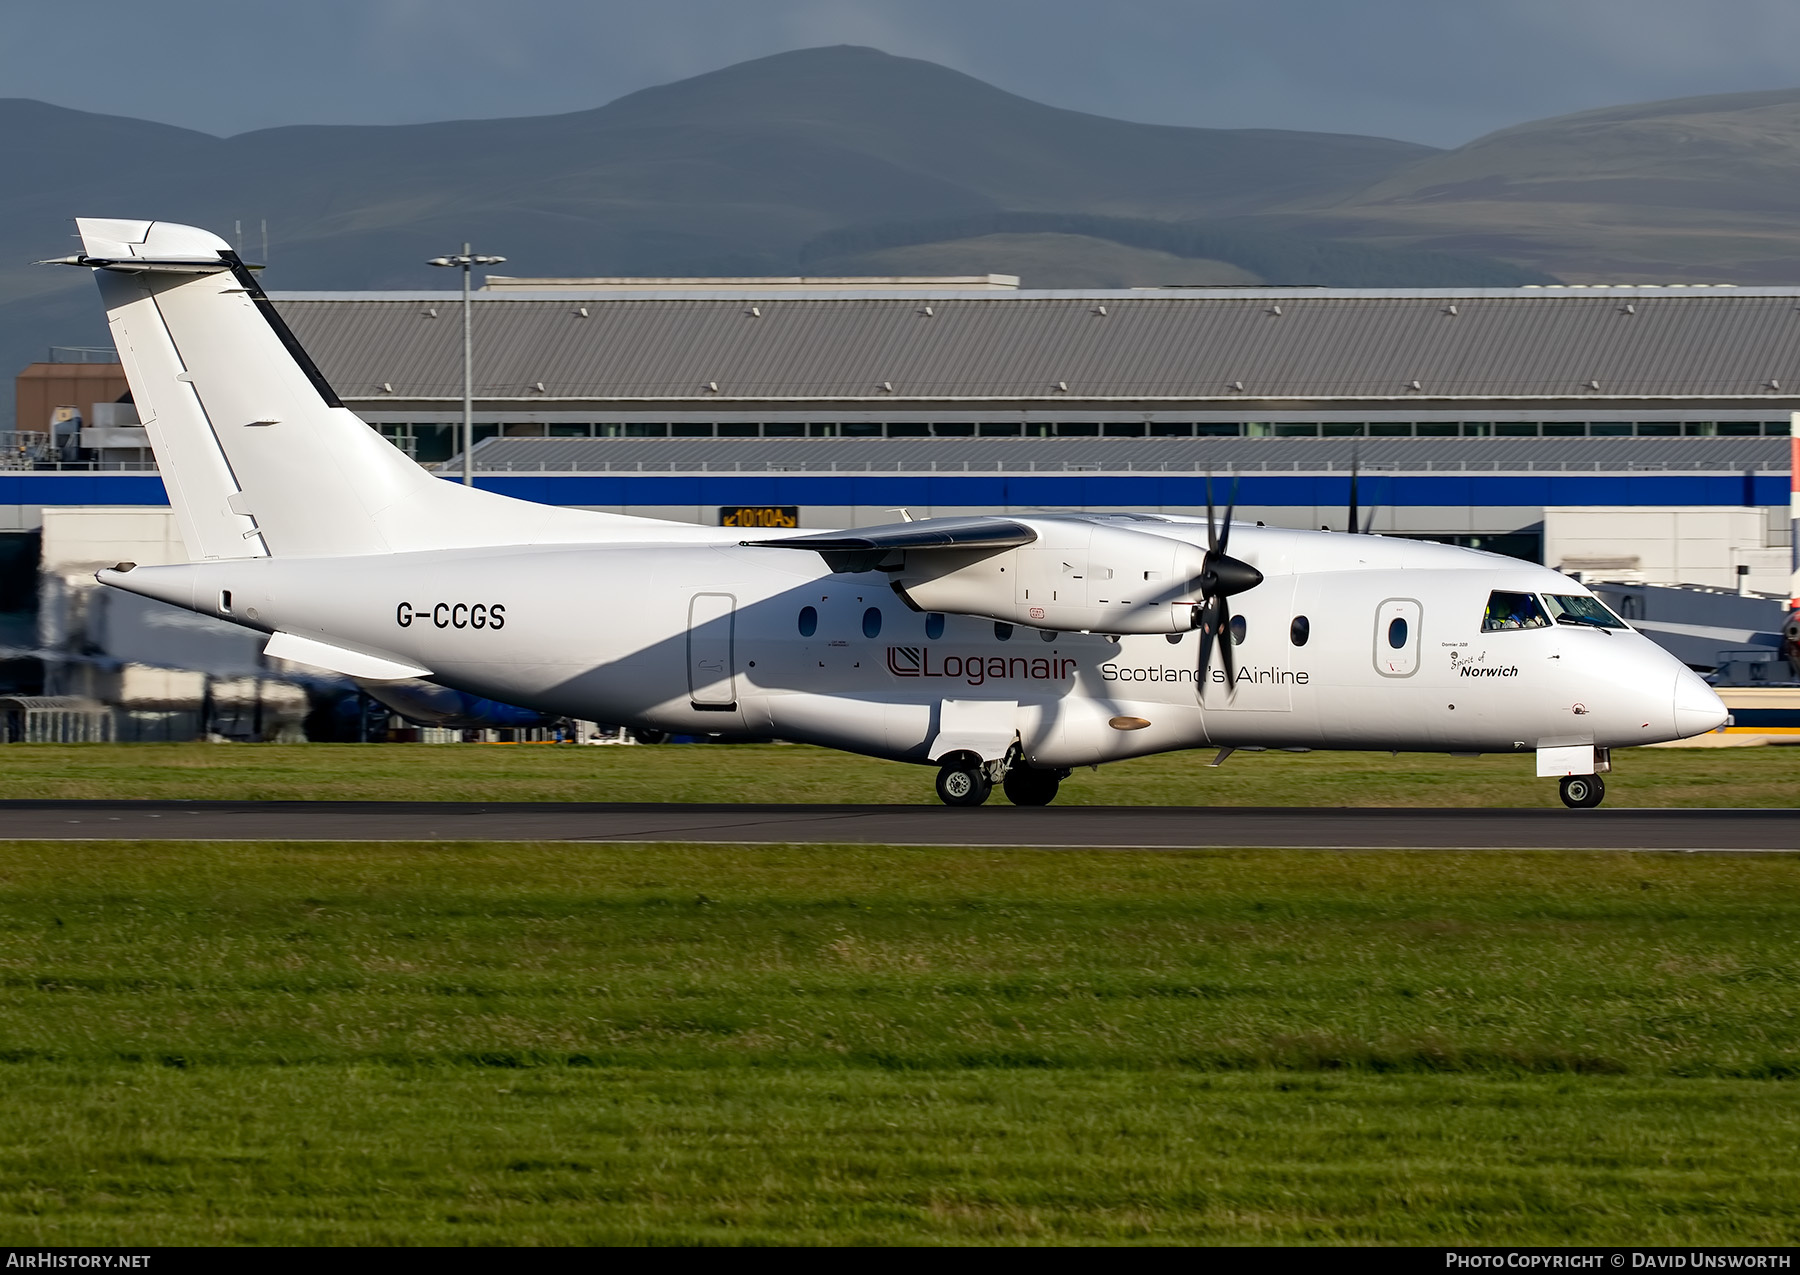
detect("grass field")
(0, 740), (1796, 806)
(1, 839), (1798, 1244)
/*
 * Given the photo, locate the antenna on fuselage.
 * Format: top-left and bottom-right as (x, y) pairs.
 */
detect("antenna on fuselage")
(1345, 445), (1379, 534)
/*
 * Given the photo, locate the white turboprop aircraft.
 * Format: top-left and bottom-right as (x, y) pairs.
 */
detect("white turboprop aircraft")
(53, 219), (1728, 809)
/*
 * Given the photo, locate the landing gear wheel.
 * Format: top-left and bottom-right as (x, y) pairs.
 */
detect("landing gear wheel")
(631, 728), (669, 745)
(935, 764), (992, 807)
(1559, 773), (1605, 809)
(1002, 766), (1062, 807)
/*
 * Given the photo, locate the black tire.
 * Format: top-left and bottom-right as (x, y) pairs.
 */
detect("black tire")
(631, 728), (670, 745)
(1559, 773), (1605, 809)
(1002, 766), (1061, 807)
(935, 764), (991, 807)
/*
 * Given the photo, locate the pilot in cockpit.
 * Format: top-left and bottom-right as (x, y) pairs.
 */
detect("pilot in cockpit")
(1483, 591), (1550, 632)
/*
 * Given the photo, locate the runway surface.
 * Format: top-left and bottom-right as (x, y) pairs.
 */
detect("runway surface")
(0, 801), (1795, 850)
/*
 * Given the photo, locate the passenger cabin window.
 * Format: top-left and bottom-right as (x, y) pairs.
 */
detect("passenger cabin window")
(1543, 594), (1628, 630)
(798, 605), (818, 637)
(994, 622), (1014, 641)
(1228, 614), (1247, 645)
(1387, 616), (1408, 648)
(1290, 615), (1310, 646)
(925, 613), (945, 640)
(862, 607), (882, 639)
(1482, 591), (1551, 632)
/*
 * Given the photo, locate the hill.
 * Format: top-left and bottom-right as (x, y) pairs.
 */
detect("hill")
(1281, 88), (1800, 282)
(811, 234), (1264, 288)
(2, 47), (1441, 290)
(800, 212), (1555, 286)
(143, 45), (1443, 284)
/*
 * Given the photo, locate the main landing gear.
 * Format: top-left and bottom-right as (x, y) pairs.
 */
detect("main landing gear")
(1002, 766), (1062, 807)
(1559, 773), (1605, 809)
(935, 762), (992, 807)
(934, 751), (1071, 807)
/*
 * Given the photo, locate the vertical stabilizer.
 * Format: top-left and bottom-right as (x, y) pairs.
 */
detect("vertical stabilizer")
(69, 218), (643, 561)
(84, 220), (269, 560)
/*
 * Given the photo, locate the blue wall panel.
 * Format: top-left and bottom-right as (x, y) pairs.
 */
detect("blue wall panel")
(477, 472), (1791, 509)
(0, 475), (170, 505)
(1, 470), (1789, 510)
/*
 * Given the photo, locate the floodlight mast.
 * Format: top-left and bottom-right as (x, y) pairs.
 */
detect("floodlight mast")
(427, 244), (506, 486)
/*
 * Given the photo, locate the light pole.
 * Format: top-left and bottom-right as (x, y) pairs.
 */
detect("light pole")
(427, 243), (506, 486)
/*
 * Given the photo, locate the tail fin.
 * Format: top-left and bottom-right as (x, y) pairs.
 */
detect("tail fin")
(71, 218), (623, 560)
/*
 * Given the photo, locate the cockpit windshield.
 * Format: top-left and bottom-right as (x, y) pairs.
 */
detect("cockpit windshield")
(1482, 590), (1551, 631)
(1543, 593), (1628, 630)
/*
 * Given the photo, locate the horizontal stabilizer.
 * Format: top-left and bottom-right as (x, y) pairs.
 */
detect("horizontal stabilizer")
(48, 219), (237, 273)
(264, 631), (431, 681)
(42, 255), (233, 274)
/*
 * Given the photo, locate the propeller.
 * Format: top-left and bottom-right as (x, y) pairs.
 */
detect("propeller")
(1193, 475), (1263, 700)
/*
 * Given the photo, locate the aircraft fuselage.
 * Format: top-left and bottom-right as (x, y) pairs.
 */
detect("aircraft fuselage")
(110, 523), (1717, 770)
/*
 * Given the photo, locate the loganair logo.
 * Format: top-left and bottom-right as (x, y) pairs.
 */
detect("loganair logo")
(886, 646), (1076, 686)
(1451, 650), (1519, 678)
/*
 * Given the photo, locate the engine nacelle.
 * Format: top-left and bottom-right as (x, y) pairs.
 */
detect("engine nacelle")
(894, 521), (1211, 634)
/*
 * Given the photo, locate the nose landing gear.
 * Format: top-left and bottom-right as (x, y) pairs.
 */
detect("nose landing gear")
(1559, 773), (1605, 809)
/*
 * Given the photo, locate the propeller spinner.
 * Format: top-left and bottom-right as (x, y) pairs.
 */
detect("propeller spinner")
(1193, 477), (1262, 699)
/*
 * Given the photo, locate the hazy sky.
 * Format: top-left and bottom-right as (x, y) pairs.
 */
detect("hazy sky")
(9, 0), (1800, 147)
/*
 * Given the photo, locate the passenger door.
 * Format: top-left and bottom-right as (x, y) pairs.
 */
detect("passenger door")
(1373, 597), (1422, 678)
(687, 592), (738, 710)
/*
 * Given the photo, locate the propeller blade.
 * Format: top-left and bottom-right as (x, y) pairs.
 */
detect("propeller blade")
(1347, 447), (1360, 535)
(1194, 597), (1218, 701)
(1219, 601), (1239, 698)
(1217, 475), (1239, 557)
(1193, 472), (1254, 704)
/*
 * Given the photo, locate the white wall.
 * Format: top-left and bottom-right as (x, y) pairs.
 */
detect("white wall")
(36, 507), (268, 672)
(40, 506), (187, 572)
(1544, 506), (1788, 593)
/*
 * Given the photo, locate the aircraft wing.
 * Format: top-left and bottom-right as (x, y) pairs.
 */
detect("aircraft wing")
(746, 516), (1037, 572)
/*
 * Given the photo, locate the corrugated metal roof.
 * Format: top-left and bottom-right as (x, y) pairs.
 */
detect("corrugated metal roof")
(461, 435), (1790, 473)
(270, 292), (1800, 405)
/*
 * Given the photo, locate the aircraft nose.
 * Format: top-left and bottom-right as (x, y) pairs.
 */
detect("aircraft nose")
(1673, 668), (1728, 738)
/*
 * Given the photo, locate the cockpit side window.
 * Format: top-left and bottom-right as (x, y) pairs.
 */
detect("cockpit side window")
(1482, 590), (1551, 632)
(1543, 593), (1628, 630)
